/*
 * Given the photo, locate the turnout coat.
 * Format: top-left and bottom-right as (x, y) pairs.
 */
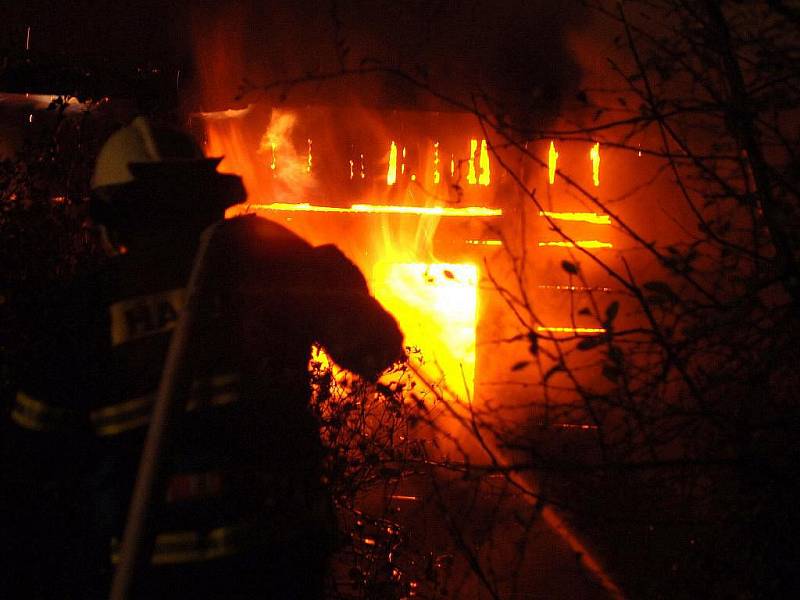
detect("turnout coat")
(3, 215), (403, 599)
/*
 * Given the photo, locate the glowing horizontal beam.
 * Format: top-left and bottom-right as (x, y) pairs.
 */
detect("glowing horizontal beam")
(539, 211), (611, 225)
(536, 326), (607, 334)
(466, 239), (503, 246)
(249, 202), (502, 217)
(538, 240), (613, 249)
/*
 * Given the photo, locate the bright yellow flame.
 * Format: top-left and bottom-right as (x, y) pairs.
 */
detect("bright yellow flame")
(247, 202), (503, 217)
(450, 155), (455, 177)
(433, 141), (441, 185)
(360, 153), (366, 179)
(467, 139), (478, 184)
(536, 326), (607, 334)
(307, 138), (313, 173)
(590, 142), (600, 186)
(548, 141), (558, 184)
(478, 139), (490, 186)
(401, 146), (406, 175)
(269, 142), (277, 170)
(387, 141), (398, 185)
(373, 263), (478, 400)
(538, 211), (611, 225)
(538, 240), (613, 249)
(349, 159), (354, 180)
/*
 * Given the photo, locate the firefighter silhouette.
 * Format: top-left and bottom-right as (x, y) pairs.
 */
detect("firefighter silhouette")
(3, 116), (404, 599)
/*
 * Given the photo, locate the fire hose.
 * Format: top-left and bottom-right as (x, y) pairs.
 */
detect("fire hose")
(109, 221), (223, 600)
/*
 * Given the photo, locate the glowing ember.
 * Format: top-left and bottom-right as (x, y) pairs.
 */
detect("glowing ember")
(478, 139), (491, 186)
(387, 141), (398, 185)
(538, 211), (611, 225)
(467, 139), (478, 184)
(548, 141), (558, 184)
(349, 159), (354, 180)
(307, 139), (313, 173)
(590, 142), (600, 186)
(538, 240), (613, 249)
(401, 146), (407, 175)
(247, 202), (503, 217)
(373, 263), (478, 400)
(536, 326), (607, 334)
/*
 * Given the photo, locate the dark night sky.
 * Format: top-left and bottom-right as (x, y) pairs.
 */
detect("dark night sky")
(1, 1), (587, 125)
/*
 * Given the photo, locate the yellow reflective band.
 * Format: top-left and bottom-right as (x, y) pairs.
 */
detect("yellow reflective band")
(91, 373), (241, 437)
(90, 394), (154, 437)
(111, 523), (257, 565)
(10, 391), (80, 432)
(109, 288), (186, 347)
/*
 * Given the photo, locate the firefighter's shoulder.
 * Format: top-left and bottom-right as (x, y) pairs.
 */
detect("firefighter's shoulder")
(310, 244), (369, 291)
(216, 214), (311, 256)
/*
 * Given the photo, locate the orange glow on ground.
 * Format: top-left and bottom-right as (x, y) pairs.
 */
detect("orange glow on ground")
(539, 211), (611, 225)
(538, 240), (613, 249)
(373, 263), (478, 400)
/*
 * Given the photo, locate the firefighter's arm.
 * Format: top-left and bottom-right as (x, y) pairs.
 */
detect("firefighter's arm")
(311, 245), (405, 380)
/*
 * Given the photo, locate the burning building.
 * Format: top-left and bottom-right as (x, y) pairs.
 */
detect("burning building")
(194, 102), (617, 405)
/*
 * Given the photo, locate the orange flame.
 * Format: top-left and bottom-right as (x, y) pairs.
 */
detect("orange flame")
(478, 139), (491, 186)
(247, 202), (502, 217)
(538, 240), (613, 249)
(590, 142), (600, 187)
(538, 211), (610, 225)
(466, 239), (503, 246)
(467, 139), (478, 185)
(433, 141), (441, 185)
(373, 263), (478, 400)
(548, 141), (558, 184)
(387, 141), (398, 185)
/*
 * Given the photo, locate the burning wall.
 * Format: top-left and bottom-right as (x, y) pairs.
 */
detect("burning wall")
(198, 103), (619, 405)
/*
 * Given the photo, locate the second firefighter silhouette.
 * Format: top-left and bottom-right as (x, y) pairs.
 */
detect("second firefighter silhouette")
(12, 116), (405, 598)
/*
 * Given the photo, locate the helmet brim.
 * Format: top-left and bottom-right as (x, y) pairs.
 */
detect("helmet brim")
(127, 157), (224, 180)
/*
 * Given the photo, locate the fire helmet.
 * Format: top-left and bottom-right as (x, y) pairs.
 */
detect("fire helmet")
(90, 116), (245, 229)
